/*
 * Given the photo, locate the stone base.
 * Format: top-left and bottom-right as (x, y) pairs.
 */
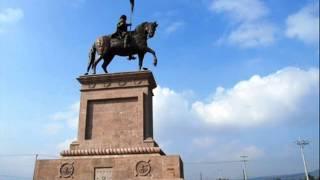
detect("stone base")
(34, 72), (184, 179)
(34, 154), (184, 180)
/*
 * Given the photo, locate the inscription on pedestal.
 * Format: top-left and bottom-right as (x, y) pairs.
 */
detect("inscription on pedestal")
(95, 168), (112, 180)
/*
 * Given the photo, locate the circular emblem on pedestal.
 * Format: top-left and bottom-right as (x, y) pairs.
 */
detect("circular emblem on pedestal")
(136, 160), (151, 176)
(118, 80), (127, 87)
(134, 79), (143, 85)
(88, 83), (96, 88)
(104, 81), (111, 87)
(60, 162), (74, 178)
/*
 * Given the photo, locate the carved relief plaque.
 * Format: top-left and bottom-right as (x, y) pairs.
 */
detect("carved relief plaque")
(59, 162), (74, 178)
(135, 160), (151, 176)
(95, 168), (112, 180)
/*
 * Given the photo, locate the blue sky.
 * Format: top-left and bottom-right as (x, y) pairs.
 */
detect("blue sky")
(0, 0), (319, 179)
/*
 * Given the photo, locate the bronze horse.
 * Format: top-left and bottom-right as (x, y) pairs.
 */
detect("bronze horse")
(85, 22), (158, 75)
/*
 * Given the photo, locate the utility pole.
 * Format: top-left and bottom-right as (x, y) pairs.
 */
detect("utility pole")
(296, 138), (310, 180)
(200, 172), (203, 180)
(240, 155), (248, 180)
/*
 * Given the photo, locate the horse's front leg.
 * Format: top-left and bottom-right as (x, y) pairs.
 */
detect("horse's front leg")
(92, 55), (103, 74)
(138, 52), (145, 71)
(146, 47), (157, 66)
(102, 54), (115, 73)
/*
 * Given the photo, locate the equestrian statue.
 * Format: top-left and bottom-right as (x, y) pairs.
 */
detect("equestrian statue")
(85, 15), (159, 75)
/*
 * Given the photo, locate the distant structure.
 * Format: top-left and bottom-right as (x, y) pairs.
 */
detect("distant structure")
(240, 155), (248, 180)
(296, 138), (310, 180)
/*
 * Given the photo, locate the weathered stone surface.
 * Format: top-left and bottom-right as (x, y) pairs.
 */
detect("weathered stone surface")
(35, 155), (183, 180)
(75, 71), (156, 150)
(34, 71), (184, 179)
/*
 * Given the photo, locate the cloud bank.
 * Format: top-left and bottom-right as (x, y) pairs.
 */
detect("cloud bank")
(151, 66), (318, 164)
(152, 67), (319, 129)
(192, 67), (319, 127)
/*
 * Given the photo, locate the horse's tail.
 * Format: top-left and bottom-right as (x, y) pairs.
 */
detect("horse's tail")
(88, 43), (96, 71)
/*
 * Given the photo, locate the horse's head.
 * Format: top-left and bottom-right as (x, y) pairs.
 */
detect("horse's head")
(145, 22), (158, 38)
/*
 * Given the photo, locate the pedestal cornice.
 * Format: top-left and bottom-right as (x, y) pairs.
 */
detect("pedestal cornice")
(77, 71), (157, 91)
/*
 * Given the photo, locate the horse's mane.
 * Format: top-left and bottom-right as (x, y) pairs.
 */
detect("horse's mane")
(134, 22), (148, 33)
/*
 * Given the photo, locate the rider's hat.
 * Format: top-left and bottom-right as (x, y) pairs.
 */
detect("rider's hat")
(120, 15), (127, 20)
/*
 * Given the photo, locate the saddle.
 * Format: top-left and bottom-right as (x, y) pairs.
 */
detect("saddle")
(95, 32), (133, 54)
(110, 31), (133, 48)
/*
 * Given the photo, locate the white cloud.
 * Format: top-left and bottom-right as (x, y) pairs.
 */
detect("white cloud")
(153, 87), (193, 128)
(153, 67), (318, 163)
(0, 8), (24, 33)
(154, 67), (318, 130)
(285, 2), (319, 44)
(192, 67), (319, 127)
(51, 101), (79, 129)
(0, 8), (24, 24)
(227, 22), (276, 48)
(210, 0), (268, 22)
(165, 21), (185, 34)
(210, 0), (276, 48)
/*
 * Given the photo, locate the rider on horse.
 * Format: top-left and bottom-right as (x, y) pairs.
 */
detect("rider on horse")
(85, 21), (158, 75)
(114, 15), (136, 60)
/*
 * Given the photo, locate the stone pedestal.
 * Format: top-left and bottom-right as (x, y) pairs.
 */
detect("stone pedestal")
(34, 71), (184, 180)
